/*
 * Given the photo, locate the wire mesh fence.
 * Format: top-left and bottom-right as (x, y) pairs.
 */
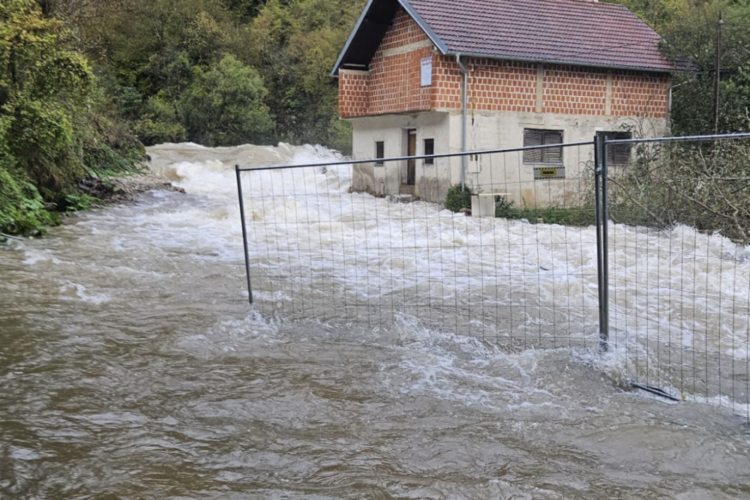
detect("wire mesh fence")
(604, 134), (750, 417)
(236, 132), (750, 418)
(237, 142), (600, 351)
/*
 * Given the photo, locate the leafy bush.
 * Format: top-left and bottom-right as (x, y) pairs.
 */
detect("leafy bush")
(0, 0), (143, 234)
(180, 55), (273, 146)
(134, 95), (187, 146)
(497, 204), (597, 227)
(445, 184), (472, 212)
(0, 169), (59, 235)
(608, 140), (750, 244)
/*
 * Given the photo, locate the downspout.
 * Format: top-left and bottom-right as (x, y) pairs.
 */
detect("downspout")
(667, 83), (674, 130)
(667, 79), (691, 131)
(456, 54), (468, 191)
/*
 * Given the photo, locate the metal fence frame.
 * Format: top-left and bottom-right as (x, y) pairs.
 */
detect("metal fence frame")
(236, 131), (750, 411)
(600, 131), (750, 407)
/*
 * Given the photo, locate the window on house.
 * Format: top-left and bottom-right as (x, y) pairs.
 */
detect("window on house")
(423, 138), (434, 165)
(375, 141), (384, 165)
(523, 129), (563, 164)
(597, 131), (633, 165)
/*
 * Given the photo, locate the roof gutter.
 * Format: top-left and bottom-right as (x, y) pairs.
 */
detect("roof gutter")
(456, 54), (468, 192)
(445, 50), (674, 74)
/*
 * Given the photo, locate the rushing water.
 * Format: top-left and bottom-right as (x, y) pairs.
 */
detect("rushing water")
(1, 143), (750, 499)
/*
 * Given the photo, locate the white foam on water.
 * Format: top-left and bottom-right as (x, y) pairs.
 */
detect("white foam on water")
(59, 281), (110, 305)
(22, 249), (61, 266)
(104, 142), (750, 413)
(139, 143), (750, 352)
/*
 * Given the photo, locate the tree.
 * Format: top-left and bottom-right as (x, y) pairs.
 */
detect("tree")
(248, 0), (363, 151)
(614, 0), (750, 135)
(0, 0), (92, 193)
(180, 54), (273, 146)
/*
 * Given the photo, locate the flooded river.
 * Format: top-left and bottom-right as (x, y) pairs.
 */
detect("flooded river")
(1, 143), (750, 499)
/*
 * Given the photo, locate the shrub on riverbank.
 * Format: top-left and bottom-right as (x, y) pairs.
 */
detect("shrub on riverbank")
(607, 140), (750, 244)
(495, 200), (597, 227)
(0, 0), (143, 235)
(445, 184), (472, 213)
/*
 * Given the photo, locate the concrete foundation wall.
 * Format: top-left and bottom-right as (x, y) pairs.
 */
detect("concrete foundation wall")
(454, 111), (667, 208)
(350, 112), (454, 202)
(350, 110), (667, 208)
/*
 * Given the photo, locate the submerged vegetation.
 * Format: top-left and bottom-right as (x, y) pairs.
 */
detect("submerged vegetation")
(495, 201), (598, 228)
(2, 0), (749, 235)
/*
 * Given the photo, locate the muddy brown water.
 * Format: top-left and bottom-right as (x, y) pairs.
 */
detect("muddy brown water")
(1, 143), (750, 499)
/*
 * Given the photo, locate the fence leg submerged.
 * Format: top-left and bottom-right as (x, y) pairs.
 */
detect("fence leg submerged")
(236, 165), (253, 305)
(594, 134), (609, 352)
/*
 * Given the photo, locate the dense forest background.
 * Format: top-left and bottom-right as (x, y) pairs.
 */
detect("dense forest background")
(1, 0), (749, 234)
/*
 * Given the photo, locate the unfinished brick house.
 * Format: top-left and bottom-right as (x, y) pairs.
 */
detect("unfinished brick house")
(331, 0), (674, 206)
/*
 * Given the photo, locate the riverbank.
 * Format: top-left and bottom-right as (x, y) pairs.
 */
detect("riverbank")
(0, 167), (184, 240)
(78, 171), (185, 204)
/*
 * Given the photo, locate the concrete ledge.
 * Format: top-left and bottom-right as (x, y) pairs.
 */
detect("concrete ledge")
(471, 193), (508, 217)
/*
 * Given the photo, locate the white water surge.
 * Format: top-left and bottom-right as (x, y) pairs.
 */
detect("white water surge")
(1, 142), (749, 499)
(157, 142), (750, 408)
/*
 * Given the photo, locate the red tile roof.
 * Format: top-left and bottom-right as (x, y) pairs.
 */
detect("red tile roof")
(406, 0), (673, 72)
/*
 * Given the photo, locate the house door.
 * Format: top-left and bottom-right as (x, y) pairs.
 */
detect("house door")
(407, 129), (416, 186)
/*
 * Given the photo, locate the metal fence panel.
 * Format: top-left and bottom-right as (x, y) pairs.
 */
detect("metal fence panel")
(604, 133), (750, 417)
(236, 132), (750, 419)
(237, 142), (598, 350)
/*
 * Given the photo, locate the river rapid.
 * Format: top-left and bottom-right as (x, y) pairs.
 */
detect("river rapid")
(1, 143), (750, 499)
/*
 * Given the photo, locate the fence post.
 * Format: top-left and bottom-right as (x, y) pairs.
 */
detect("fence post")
(236, 165), (254, 304)
(594, 134), (609, 351)
(601, 135), (610, 349)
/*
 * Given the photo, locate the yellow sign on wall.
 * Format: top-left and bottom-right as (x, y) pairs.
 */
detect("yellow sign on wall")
(533, 167), (565, 179)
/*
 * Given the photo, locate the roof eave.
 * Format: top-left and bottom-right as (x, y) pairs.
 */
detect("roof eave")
(330, 0), (449, 77)
(444, 51), (675, 74)
(330, 0), (379, 77)
(397, 0), (448, 55)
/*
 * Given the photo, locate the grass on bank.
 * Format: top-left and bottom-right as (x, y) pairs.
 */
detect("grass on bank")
(444, 185), (596, 227)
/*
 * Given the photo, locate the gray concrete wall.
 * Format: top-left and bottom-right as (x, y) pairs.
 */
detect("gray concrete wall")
(349, 110), (667, 208)
(350, 112), (453, 201)
(455, 111), (667, 210)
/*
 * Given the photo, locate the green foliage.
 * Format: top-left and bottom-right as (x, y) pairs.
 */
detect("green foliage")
(135, 94), (188, 145)
(15, 0), (364, 153)
(0, 0), (90, 195)
(608, 140), (750, 243)
(248, 0), (362, 148)
(180, 54), (273, 146)
(0, 168), (59, 235)
(496, 201), (597, 227)
(445, 184), (472, 213)
(0, 0), (142, 235)
(660, 0), (750, 135)
(63, 192), (97, 212)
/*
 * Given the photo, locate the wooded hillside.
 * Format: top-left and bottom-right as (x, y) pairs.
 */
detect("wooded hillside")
(1, 0), (748, 235)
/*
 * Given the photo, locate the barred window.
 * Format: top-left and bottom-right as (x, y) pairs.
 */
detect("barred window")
(597, 131), (633, 165)
(423, 138), (434, 165)
(523, 129), (563, 164)
(375, 141), (384, 165)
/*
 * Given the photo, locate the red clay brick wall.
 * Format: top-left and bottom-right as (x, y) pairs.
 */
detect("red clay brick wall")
(431, 56), (461, 109)
(367, 46), (433, 115)
(612, 71), (668, 118)
(338, 8), (432, 118)
(433, 58), (538, 112)
(542, 65), (607, 115)
(338, 70), (369, 118)
(380, 7), (429, 52)
(338, 9), (669, 119)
